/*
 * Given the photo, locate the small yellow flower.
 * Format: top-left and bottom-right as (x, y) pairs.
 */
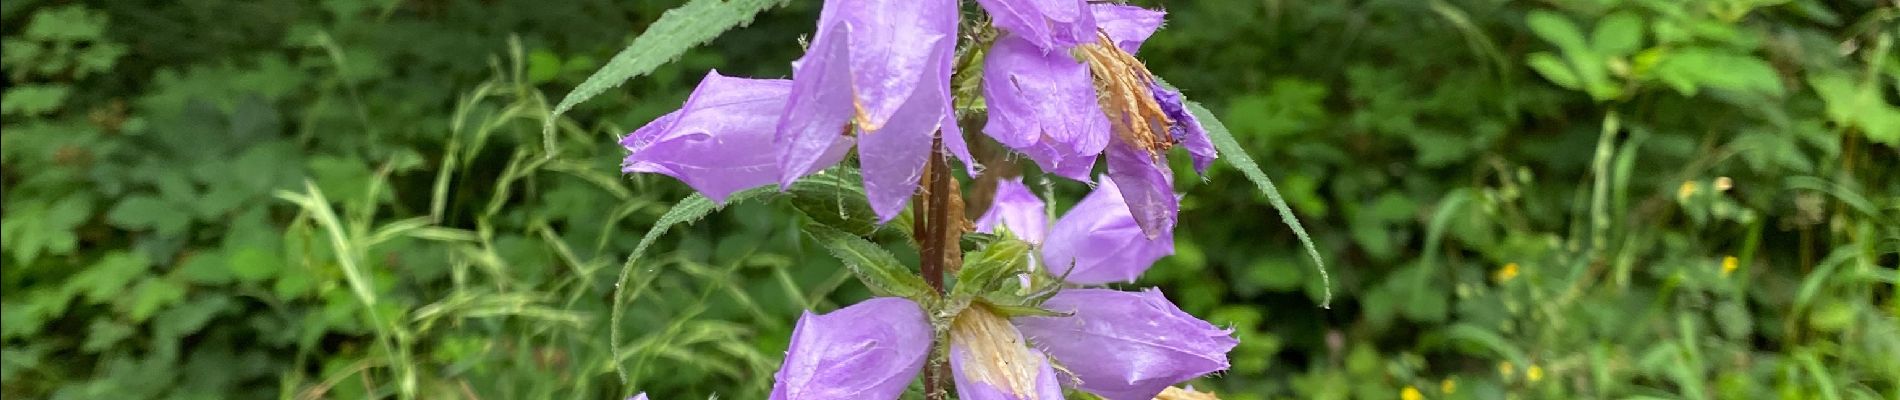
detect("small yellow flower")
(1400, 385), (1424, 400)
(1527, 365), (1545, 382)
(1721, 256), (1739, 276)
(1714, 176), (1733, 192)
(1498, 361), (1515, 379)
(1440, 378), (1457, 394)
(1494, 263), (1520, 282)
(1677, 181), (1698, 200)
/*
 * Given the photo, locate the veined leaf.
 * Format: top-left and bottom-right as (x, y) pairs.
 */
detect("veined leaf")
(801, 224), (932, 300)
(543, 0), (790, 156)
(1184, 100), (1333, 308)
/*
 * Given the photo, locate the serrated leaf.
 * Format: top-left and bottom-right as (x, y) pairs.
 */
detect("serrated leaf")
(802, 224), (932, 299)
(609, 186), (775, 383)
(1, 194), (93, 264)
(545, 0), (790, 154)
(1183, 99), (1333, 308)
(65, 252), (152, 304)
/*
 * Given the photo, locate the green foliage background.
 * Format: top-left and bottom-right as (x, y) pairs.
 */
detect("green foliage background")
(3, 0), (1896, 399)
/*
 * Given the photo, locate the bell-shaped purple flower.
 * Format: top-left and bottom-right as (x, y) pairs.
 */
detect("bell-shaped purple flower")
(975, 0), (1095, 53)
(1013, 289), (1237, 400)
(974, 177), (1050, 243)
(622, 71), (852, 204)
(770, 297), (933, 400)
(1042, 176), (1175, 284)
(978, 3), (1207, 238)
(776, 0), (974, 222)
(981, 34), (1109, 182)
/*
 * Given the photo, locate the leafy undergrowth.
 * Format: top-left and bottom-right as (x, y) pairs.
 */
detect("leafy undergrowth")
(2, 0), (1895, 399)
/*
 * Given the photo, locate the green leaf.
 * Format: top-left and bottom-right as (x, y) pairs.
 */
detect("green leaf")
(65, 252), (152, 304)
(81, 318), (136, 352)
(1653, 48), (1785, 97)
(545, 0), (790, 155)
(786, 169), (892, 237)
(1592, 12), (1645, 56)
(1527, 52), (1582, 90)
(1184, 100), (1332, 307)
(1527, 11), (1589, 55)
(228, 246), (282, 283)
(528, 49), (563, 84)
(0, 84), (70, 116)
(105, 194), (190, 236)
(1809, 71), (1900, 145)
(608, 187), (774, 383)
(24, 5), (107, 42)
(955, 238), (1032, 296)
(1, 194), (93, 264)
(122, 278), (186, 322)
(802, 224), (932, 300)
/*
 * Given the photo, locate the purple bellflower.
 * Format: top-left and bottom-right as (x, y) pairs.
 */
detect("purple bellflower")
(770, 290), (1231, 400)
(980, 3), (1216, 238)
(772, 178), (1224, 400)
(621, 71), (852, 204)
(775, 0), (976, 222)
(976, 177), (1172, 285)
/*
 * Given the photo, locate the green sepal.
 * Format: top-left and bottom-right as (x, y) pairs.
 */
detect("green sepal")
(953, 237), (1033, 297)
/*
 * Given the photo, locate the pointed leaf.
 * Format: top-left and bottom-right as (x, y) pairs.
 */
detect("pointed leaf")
(544, 0), (790, 155)
(802, 224), (933, 300)
(1184, 99), (1333, 308)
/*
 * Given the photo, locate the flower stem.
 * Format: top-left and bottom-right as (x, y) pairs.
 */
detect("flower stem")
(917, 135), (953, 400)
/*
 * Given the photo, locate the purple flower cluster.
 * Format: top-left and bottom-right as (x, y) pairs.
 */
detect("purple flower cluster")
(622, 0), (1214, 233)
(619, 0), (1234, 398)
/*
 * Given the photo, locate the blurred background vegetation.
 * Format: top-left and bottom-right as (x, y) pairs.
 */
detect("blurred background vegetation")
(3, 0), (1897, 399)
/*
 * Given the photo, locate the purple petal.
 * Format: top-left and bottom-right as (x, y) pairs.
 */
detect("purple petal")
(857, 33), (961, 222)
(1013, 289), (1237, 400)
(628, 394), (648, 400)
(976, 0), (1096, 53)
(1147, 82), (1216, 174)
(1040, 176), (1173, 284)
(949, 306), (1067, 400)
(1104, 139), (1177, 238)
(832, 0), (958, 130)
(770, 297), (933, 400)
(981, 35), (1111, 181)
(1090, 4), (1166, 53)
(776, 22), (860, 186)
(624, 71), (850, 204)
(975, 177), (1049, 244)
